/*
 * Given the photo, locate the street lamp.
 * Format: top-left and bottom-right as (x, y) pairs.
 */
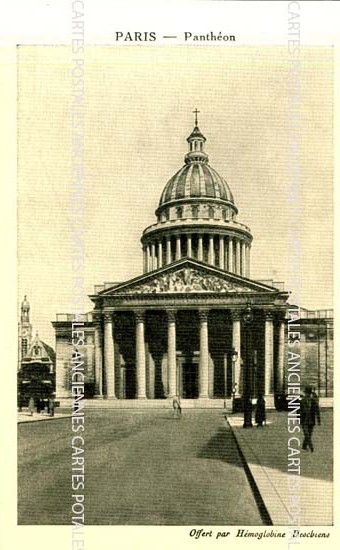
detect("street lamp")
(231, 348), (238, 413)
(242, 303), (253, 428)
(223, 355), (227, 411)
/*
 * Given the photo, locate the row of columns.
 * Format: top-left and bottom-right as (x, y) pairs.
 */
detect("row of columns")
(92, 310), (285, 400)
(143, 234), (251, 277)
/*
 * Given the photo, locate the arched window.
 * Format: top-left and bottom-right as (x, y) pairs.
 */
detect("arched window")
(208, 206), (214, 219)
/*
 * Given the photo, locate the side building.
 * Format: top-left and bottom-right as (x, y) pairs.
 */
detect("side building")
(18, 296), (56, 407)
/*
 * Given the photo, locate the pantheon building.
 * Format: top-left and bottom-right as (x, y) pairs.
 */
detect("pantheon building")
(53, 119), (333, 407)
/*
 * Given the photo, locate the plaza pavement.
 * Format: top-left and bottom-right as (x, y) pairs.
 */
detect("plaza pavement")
(18, 410), (263, 525)
(18, 408), (333, 526)
(228, 409), (333, 526)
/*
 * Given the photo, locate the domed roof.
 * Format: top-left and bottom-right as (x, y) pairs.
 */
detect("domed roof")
(158, 122), (235, 208)
(159, 163), (234, 206)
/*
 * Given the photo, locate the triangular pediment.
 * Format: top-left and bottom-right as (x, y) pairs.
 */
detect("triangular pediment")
(24, 333), (52, 362)
(97, 259), (280, 296)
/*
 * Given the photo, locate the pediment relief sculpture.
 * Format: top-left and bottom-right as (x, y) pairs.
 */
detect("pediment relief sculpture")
(119, 268), (253, 295)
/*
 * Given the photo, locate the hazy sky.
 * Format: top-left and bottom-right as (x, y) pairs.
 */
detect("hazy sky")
(17, 45), (333, 346)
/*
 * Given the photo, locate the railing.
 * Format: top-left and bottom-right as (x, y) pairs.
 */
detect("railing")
(55, 312), (93, 322)
(299, 309), (333, 319)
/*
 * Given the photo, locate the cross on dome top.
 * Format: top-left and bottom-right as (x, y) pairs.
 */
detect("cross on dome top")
(192, 108), (200, 126)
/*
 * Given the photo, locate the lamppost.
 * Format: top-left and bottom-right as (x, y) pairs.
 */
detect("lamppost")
(223, 355), (227, 411)
(242, 303), (253, 428)
(231, 348), (238, 413)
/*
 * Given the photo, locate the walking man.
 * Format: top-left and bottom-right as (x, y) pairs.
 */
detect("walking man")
(301, 385), (321, 452)
(172, 396), (182, 418)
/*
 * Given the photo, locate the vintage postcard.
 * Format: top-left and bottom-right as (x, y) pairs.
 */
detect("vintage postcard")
(0, 1), (339, 549)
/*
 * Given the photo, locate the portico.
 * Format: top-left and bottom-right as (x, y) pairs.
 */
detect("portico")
(80, 258), (289, 405)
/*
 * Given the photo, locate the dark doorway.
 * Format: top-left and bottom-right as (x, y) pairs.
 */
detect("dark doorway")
(125, 362), (136, 399)
(182, 362), (199, 398)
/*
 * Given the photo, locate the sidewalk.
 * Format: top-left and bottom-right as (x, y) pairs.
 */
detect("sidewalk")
(18, 411), (71, 423)
(228, 410), (333, 525)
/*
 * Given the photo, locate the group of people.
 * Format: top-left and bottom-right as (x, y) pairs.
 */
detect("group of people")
(172, 386), (321, 452)
(26, 396), (55, 417)
(253, 387), (321, 446)
(248, 386), (321, 452)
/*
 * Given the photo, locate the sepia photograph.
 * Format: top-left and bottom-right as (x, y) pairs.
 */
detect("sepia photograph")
(15, 42), (334, 532)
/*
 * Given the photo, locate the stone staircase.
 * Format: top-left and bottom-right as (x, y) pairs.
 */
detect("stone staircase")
(57, 396), (333, 413)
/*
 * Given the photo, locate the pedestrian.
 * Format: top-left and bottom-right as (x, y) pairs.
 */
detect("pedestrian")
(28, 396), (34, 416)
(172, 396), (182, 418)
(18, 393), (23, 413)
(255, 394), (266, 427)
(301, 385), (321, 452)
(49, 396), (55, 417)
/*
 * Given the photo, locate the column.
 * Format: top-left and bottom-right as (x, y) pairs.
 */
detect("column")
(199, 310), (209, 398)
(198, 234), (203, 261)
(114, 346), (123, 398)
(175, 235), (181, 260)
(246, 245), (251, 278)
(104, 313), (116, 398)
(208, 235), (215, 265)
(151, 242), (156, 271)
(187, 234), (192, 258)
(94, 321), (103, 397)
(264, 312), (274, 395)
(146, 244), (151, 272)
(135, 311), (147, 399)
(208, 353), (214, 398)
(166, 236), (171, 264)
(146, 343), (155, 399)
(119, 363), (126, 399)
(154, 241), (158, 269)
(219, 236), (224, 269)
(241, 241), (246, 277)
(277, 317), (285, 394)
(232, 312), (241, 396)
(228, 237), (233, 273)
(167, 310), (177, 398)
(235, 240), (241, 275)
(224, 237), (228, 271)
(143, 246), (147, 273)
(158, 240), (163, 269)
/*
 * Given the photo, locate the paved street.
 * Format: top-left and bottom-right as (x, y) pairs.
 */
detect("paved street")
(18, 410), (263, 525)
